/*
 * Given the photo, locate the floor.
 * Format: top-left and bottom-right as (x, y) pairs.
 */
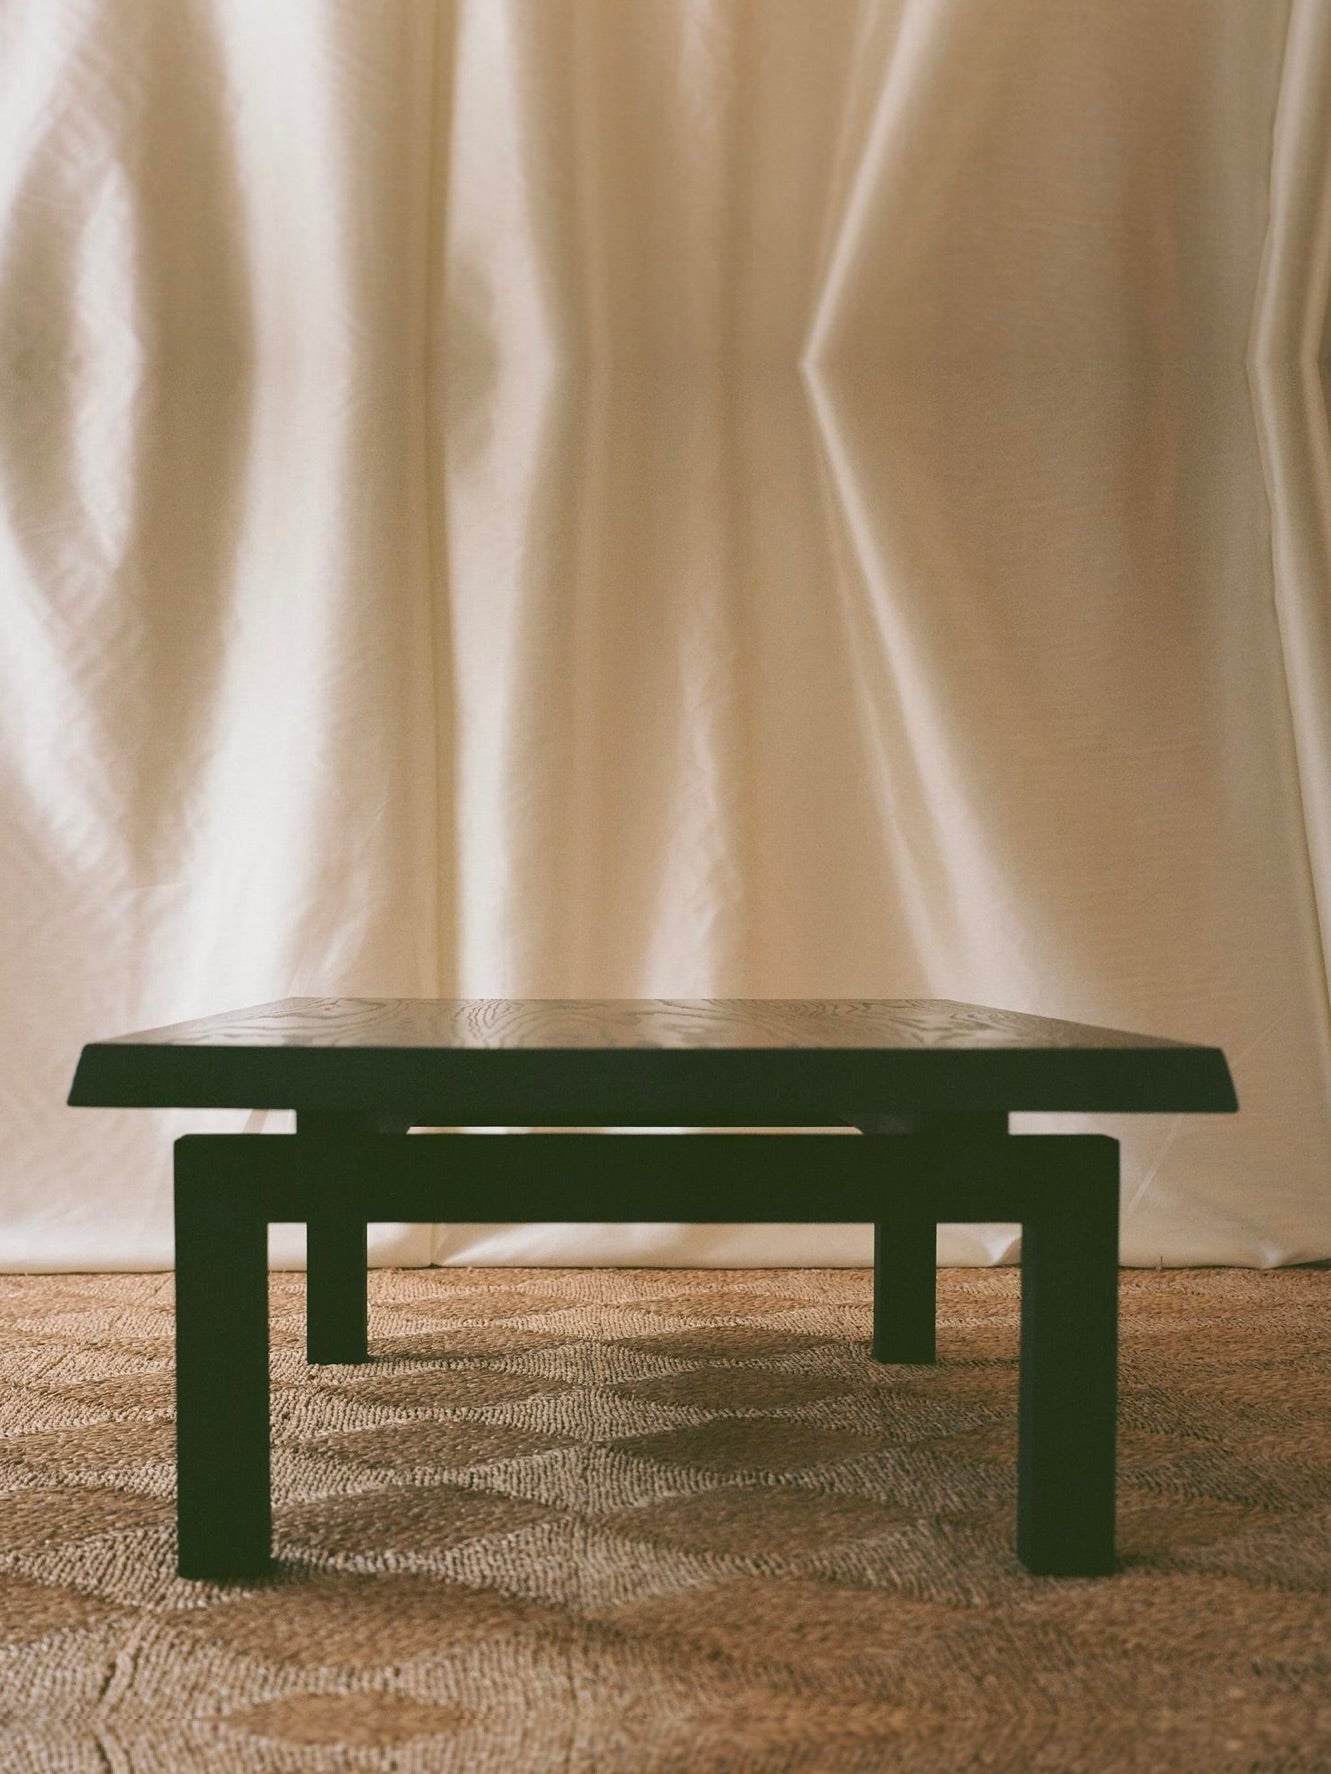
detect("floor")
(0, 1266), (1329, 1772)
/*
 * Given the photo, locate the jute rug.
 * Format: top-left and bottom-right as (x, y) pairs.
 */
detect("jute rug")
(0, 1267), (1328, 1773)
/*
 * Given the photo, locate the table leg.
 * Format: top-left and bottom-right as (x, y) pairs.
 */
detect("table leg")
(306, 1214), (368, 1364)
(1016, 1144), (1119, 1576)
(872, 1213), (937, 1362)
(299, 1114), (409, 1364)
(174, 1138), (272, 1579)
(859, 1115), (1006, 1365)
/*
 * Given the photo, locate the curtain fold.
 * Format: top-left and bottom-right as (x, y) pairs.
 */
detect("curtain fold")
(1248, 0), (1331, 1085)
(1, 0), (1327, 1268)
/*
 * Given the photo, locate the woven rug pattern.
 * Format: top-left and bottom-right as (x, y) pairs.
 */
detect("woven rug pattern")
(1, 1267), (1329, 1772)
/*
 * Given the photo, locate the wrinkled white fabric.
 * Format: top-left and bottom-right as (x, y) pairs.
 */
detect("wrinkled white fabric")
(1, 0), (1328, 1269)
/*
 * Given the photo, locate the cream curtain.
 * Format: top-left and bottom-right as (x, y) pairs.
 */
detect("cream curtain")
(2, 0), (1329, 1270)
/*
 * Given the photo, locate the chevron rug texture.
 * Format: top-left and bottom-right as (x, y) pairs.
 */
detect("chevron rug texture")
(0, 1266), (1329, 1772)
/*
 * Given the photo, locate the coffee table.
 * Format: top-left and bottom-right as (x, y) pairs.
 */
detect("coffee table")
(69, 996), (1236, 1581)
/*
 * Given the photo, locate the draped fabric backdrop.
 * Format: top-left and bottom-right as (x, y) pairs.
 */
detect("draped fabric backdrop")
(2, 0), (1329, 1270)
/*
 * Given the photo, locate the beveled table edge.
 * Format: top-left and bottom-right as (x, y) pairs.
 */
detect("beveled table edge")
(68, 997), (1238, 1116)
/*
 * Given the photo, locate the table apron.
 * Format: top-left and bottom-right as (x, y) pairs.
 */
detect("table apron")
(174, 1131), (1118, 1224)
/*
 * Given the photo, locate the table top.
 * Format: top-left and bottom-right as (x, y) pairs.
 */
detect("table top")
(68, 997), (1237, 1117)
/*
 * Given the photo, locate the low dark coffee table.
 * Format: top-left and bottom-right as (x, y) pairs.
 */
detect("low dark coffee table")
(69, 997), (1236, 1582)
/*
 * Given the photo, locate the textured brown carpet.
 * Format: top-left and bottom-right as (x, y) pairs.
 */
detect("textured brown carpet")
(0, 1268), (1329, 1773)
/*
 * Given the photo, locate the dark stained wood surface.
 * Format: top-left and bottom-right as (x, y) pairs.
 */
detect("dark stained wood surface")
(79, 997), (1213, 1052)
(69, 997), (1237, 1117)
